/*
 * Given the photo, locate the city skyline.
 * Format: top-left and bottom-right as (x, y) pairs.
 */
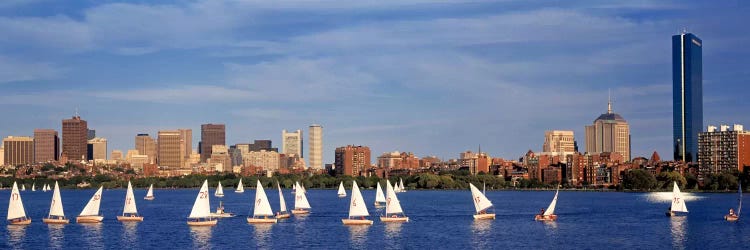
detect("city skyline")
(0, 1), (748, 161)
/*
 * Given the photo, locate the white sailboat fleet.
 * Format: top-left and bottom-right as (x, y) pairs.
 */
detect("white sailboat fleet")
(117, 181), (143, 222)
(7, 182), (31, 225)
(725, 183), (741, 221)
(535, 186), (559, 221)
(215, 181), (224, 198)
(342, 180), (372, 225)
(144, 184), (155, 200)
(374, 182), (386, 207)
(469, 183), (495, 220)
(276, 182), (290, 219)
(235, 179), (245, 193)
(247, 180), (277, 224)
(43, 181), (69, 224)
(292, 181), (311, 214)
(187, 180), (217, 226)
(337, 181), (346, 198)
(667, 181), (688, 217)
(77, 186), (104, 223)
(43, 183), (50, 192)
(380, 180), (408, 222)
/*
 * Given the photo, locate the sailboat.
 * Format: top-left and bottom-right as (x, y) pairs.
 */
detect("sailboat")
(469, 183), (495, 220)
(215, 181), (224, 198)
(247, 180), (277, 224)
(21, 184), (25, 192)
(43, 181), (69, 224)
(211, 201), (234, 218)
(44, 183), (50, 192)
(235, 179), (245, 193)
(338, 181), (347, 198)
(76, 186), (104, 223)
(187, 180), (217, 226)
(398, 179), (406, 193)
(117, 181), (143, 222)
(7, 182), (31, 225)
(342, 180), (373, 225)
(276, 182), (290, 219)
(291, 181), (311, 214)
(535, 186), (559, 221)
(666, 181), (688, 217)
(374, 182), (386, 207)
(31, 183), (36, 192)
(725, 183), (742, 221)
(393, 181), (401, 193)
(483, 182), (486, 194)
(144, 184), (155, 200)
(380, 180), (409, 222)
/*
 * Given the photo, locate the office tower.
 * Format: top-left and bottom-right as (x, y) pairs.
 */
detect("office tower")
(334, 145), (370, 176)
(88, 137), (107, 161)
(673, 32), (703, 162)
(698, 124), (750, 175)
(135, 134), (157, 164)
(3, 136), (34, 166)
(543, 130), (576, 157)
(585, 98), (631, 160)
(111, 150), (123, 161)
(200, 124), (225, 162)
(158, 130), (183, 168)
(309, 124), (323, 170)
(282, 129), (303, 157)
(62, 115), (88, 161)
(34, 129), (59, 163)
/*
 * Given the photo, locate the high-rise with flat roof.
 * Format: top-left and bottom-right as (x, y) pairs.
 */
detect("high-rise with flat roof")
(200, 124), (225, 162)
(673, 32), (703, 162)
(3, 136), (34, 166)
(34, 129), (58, 163)
(335, 145), (370, 176)
(135, 134), (157, 164)
(543, 130), (576, 158)
(309, 124), (323, 170)
(62, 116), (88, 161)
(179, 129), (192, 163)
(282, 129), (303, 157)
(88, 137), (107, 161)
(158, 130), (183, 168)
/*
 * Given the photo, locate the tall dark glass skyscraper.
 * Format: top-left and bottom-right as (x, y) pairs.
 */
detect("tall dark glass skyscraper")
(672, 32), (703, 162)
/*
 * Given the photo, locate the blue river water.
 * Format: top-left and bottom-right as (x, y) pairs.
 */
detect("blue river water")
(0, 188), (748, 249)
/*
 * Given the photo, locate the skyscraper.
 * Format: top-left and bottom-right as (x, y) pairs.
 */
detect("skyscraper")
(584, 98), (631, 161)
(88, 137), (107, 161)
(62, 115), (88, 161)
(135, 134), (157, 164)
(179, 129), (192, 162)
(3, 136), (34, 166)
(309, 124), (323, 170)
(34, 129), (59, 163)
(158, 130), (183, 168)
(542, 130), (576, 157)
(282, 129), (302, 157)
(200, 124), (225, 162)
(673, 32), (703, 162)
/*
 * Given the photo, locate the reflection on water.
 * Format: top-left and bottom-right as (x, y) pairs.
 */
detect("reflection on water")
(7, 225), (27, 249)
(348, 225), (368, 247)
(645, 192), (704, 203)
(121, 222), (138, 246)
(81, 223), (104, 249)
(471, 220), (492, 249)
(47, 224), (65, 249)
(543, 221), (559, 230)
(385, 222), (403, 239)
(253, 224), (273, 248)
(190, 226), (213, 249)
(670, 216), (688, 249)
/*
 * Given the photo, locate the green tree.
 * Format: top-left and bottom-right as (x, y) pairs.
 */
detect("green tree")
(622, 169), (657, 190)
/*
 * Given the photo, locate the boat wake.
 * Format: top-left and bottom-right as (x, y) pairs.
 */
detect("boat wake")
(644, 192), (704, 203)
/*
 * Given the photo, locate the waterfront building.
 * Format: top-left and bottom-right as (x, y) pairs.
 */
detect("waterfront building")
(210, 145), (231, 172)
(158, 130), (183, 168)
(135, 134), (157, 164)
(697, 124), (750, 175)
(88, 137), (107, 162)
(282, 129), (303, 157)
(241, 149), (280, 173)
(200, 124), (225, 162)
(309, 124), (323, 170)
(459, 151), (490, 175)
(62, 115), (88, 161)
(673, 32), (703, 162)
(584, 98), (631, 161)
(34, 129), (58, 163)
(377, 151), (420, 172)
(3, 136), (34, 166)
(335, 145), (370, 176)
(542, 130), (576, 160)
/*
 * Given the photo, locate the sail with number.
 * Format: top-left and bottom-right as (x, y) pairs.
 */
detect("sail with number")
(253, 181), (274, 217)
(7, 182), (28, 221)
(385, 180), (404, 215)
(189, 180), (211, 218)
(469, 183), (493, 213)
(295, 182), (311, 210)
(348, 181), (369, 218)
(670, 181), (688, 213)
(123, 181), (138, 214)
(79, 186), (104, 216)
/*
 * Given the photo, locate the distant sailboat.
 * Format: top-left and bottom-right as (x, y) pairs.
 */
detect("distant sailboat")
(247, 180), (277, 224)
(342, 180), (372, 225)
(7, 182), (31, 225)
(469, 183), (495, 220)
(380, 180), (408, 222)
(535, 186), (559, 221)
(374, 182), (386, 207)
(187, 180), (217, 226)
(393, 181), (401, 193)
(21, 184), (25, 192)
(292, 182), (311, 214)
(211, 201), (234, 218)
(43, 181), (69, 224)
(117, 181), (143, 222)
(276, 182), (290, 219)
(399, 179), (406, 193)
(31, 183), (36, 192)
(235, 179), (245, 193)
(77, 186), (104, 223)
(215, 181), (224, 198)
(483, 182), (486, 195)
(725, 183), (742, 221)
(666, 181), (688, 217)
(44, 184), (50, 192)
(338, 182), (347, 198)
(144, 184), (155, 200)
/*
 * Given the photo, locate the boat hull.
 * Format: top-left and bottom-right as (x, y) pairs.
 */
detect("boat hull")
(534, 214), (557, 221)
(187, 220), (217, 226)
(117, 216), (144, 222)
(8, 218), (32, 225)
(725, 214), (739, 221)
(144, 196), (154, 200)
(210, 213), (235, 218)
(380, 216), (409, 222)
(235, 191), (244, 193)
(291, 209), (310, 214)
(338, 194), (346, 198)
(247, 217), (278, 224)
(276, 213), (291, 219)
(342, 219), (374, 225)
(43, 218), (70, 224)
(215, 195), (224, 198)
(76, 216), (104, 223)
(473, 213), (496, 220)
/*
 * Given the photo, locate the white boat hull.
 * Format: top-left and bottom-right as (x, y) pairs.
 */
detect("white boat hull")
(380, 216), (409, 222)
(291, 209), (310, 215)
(76, 215), (104, 223)
(187, 219), (217, 226)
(342, 219), (373, 225)
(534, 214), (557, 221)
(8, 217), (32, 225)
(117, 215), (144, 222)
(338, 194), (346, 198)
(144, 196), (154, 200)
(473, 213), (495, 220)
(43, 218), (70, 224)
(276, 213), (291, 219)
(247, 217), (278, 224)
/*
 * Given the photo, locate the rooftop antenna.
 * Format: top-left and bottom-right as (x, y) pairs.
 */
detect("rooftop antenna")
(75, 107), (79, 117)
(607, 89), (612, 114)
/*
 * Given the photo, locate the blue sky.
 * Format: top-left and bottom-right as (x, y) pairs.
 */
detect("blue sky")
(0, 0), (748, 163)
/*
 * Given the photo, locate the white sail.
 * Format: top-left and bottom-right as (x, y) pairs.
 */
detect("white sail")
(671, 181), (688, 213)
(236, 179), (245, 193)
(21, 184), (25, 191)
(338, 182), (347, 197)
(7, 182), (28, 220)
(188, 180), (211, 218)
(399, 179), (405, 191)
(295, 182), (311, 209)
(253, 181), (274, 217)
(385, 180), (404, 215)
(375, 182), (386, 203)
(123, 181), (138, 214)
(299, 182), (306, 193)
(278, 182), (287, 212)
(215, 181), (224, 197)
(348, 181), (369, 217)
(146, 184), (154, 198)
(393, 182), (400, 193)
(79, 186), (104, 216)
(543, 188), (559, 216)
(32, 183), (36, 192)
(44, 184), (49, 192)
(48, 181), (65, 217)
(738, 183), (743, 218)
(469, 183), (493, 213)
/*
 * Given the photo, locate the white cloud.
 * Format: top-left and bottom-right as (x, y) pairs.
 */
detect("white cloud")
(0, 56), (64, 83)
(89, 85), (256, 103)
